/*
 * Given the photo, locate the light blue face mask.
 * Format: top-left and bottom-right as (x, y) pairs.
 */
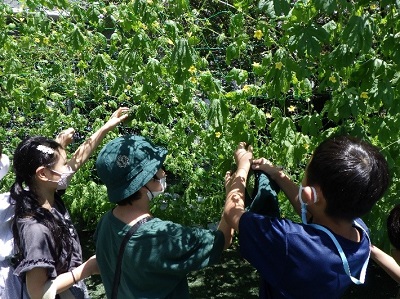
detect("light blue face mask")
(298, 185), (370, 285)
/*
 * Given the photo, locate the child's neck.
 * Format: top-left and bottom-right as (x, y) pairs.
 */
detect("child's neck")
(36, 188), (56, 210)
(113, 199), (151, 225)
(313, 215), (361, 242)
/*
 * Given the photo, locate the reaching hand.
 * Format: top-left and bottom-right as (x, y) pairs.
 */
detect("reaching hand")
(234, 142), (253, 170)
(103, 107), (130, 131)
(252, 158), (283, 179)
(56, 128), (75, 148)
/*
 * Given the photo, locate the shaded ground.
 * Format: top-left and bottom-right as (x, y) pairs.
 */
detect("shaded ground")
(81, 231), (399, 298)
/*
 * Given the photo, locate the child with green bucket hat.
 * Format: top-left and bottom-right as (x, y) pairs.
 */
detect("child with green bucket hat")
(94, 135), (233, 299)
(224, 136), (390, 299)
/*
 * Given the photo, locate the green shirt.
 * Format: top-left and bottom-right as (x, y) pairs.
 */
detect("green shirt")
(94, 211), (225, 299)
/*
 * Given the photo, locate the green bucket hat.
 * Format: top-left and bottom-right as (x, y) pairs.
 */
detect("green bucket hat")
(96, 135), (167, 203)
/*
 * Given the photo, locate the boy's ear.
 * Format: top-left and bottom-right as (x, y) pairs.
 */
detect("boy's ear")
(302, 186), (318, 205)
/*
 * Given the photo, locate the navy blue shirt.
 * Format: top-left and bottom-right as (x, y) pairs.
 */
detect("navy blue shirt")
(239, 212), (370, 299)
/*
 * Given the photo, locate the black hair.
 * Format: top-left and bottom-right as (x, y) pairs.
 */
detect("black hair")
(388, 204), (400, 249)
(11, 136), (73, 262)
(117, 190), (141, 206)
(306, 135), (389, 221)
(0, 143), (3, 156)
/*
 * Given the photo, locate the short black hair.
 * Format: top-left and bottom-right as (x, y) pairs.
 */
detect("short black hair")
(117, 190), (141, 206)
(307, 135), (390, 221)
(388, 205), (400, 249)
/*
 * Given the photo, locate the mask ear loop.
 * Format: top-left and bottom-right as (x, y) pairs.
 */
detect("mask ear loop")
(311, 187), (318, 203)
(298, 186), (318, 224)
(298, 186), (308, 224)
(144, 185), (154, 199)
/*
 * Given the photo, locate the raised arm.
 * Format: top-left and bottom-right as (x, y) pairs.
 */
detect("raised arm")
(217, 213), (234, 250)
(66, 107), (129, 171)
(252, 159), (301, 215)
(223, 142), (253, 232)
(370, 245), (400, 283)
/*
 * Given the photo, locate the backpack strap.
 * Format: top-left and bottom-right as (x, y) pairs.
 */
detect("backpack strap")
(111, 216), (153, 299)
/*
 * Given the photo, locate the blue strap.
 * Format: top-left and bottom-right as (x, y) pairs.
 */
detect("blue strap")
(309, 221), (370, 285)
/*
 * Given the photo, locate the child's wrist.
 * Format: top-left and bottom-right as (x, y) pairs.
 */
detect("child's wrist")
(270, 168), (285, 181)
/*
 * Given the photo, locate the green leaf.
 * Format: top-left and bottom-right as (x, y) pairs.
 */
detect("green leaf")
(370, 79), (394, 109)
(299, 114), (322, 136)
(273, 0), (291, 16)
(70, 26), (85, 50)
(208, 99), (229, 128)
(93, 54), (107, 71)
(226, 42), (240, 65)
(226, 68), (248, 85)
(5, 75), (17, 93)
(382, 34), (400, 63)
(170, 39), (195, 83)
(252, 106), (267, 128)
(341, 15), (373, 53)
(258, 0), (276, 17)
(0, 32), (7, 47)
(313, 0), (343, 14)
(328, 44), (357, 68)
(269, 116), (296, 141)
(258, 0), (291, 16)
(229, 14), (245, 37)
(287, 24), (328, 57)
(164, 20), (180, 40)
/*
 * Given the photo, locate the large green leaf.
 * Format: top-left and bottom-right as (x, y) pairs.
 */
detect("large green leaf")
(287, 24), (329, 57)
(341, 15), (373, 54)
(208, 99), (229, 128)
(69, 26), (85, 51)
(258, 0), (291, 16)
(328, 44), (357, 68)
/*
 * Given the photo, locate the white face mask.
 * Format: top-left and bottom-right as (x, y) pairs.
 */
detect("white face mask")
(49, 165), (75, 190)
(298, 185), (318, 224)
(0, 154), (10, 181)
(147, 177), (167, 200)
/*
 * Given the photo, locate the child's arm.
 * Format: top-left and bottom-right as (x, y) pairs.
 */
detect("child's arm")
(54, 255), (99, 294)
(252, 159), (301, 215)
(59, 107), (129, 172)
(370, 245), (400, 283)
(28, 255), (99, 299)
(217, 214), (234, 250)
(224, 142), (253, 232)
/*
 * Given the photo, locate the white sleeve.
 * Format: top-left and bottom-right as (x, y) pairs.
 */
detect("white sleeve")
(0, 193), (15, 261)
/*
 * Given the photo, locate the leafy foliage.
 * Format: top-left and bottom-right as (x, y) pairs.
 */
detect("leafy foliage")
(0, 0), (399, 250)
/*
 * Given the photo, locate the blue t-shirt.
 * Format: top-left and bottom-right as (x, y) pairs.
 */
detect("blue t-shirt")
(239, 212), (370, 299)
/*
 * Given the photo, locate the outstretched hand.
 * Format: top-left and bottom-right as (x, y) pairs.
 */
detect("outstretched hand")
(103, 107), (130, 131)
(234, 142), (253, 170)
(56, 128), (75, 148)
(252, 158), (283, 179)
